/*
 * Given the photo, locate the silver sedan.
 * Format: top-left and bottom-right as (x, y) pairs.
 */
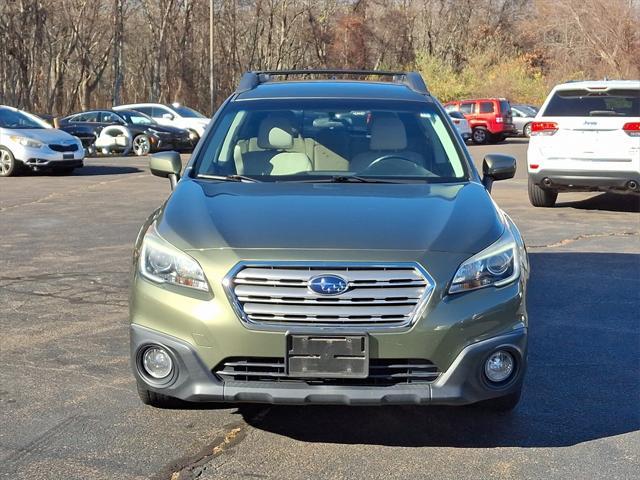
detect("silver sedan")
(0, 106), (84, 177)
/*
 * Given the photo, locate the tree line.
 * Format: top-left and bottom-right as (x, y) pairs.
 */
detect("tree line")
(0, 0), (638, 117)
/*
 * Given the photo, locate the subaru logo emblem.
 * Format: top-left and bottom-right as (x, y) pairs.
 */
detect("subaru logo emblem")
(308, 275), (349, 296)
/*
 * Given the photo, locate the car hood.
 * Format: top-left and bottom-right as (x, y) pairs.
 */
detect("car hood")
(1, 127), (79, 143)
(157, 181), (504, 255)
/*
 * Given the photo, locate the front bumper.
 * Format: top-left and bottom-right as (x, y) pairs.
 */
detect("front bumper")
(529, 169), (640, 192)
(131, 324), (527, 406)
(152, 136), (197, 152)
(13, 144), (85, 168)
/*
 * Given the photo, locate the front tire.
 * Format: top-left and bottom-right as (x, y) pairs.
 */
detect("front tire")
(137, 382), (180, 408)
(472, 127), (489, 145)
(528, 177), (557, 207)
(132, 134), (151, 156)
(0, 147), (21, 177)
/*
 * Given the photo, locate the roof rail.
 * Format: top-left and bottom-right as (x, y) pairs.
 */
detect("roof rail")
(235, 69), (429, 95)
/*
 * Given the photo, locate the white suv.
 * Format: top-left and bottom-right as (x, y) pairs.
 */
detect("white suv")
(527, 80), (640, 207)
(114, 103), (210, 139)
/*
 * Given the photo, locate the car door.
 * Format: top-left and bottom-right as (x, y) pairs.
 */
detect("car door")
(511, 107), (527, 133)
(64, 112), (100, 144)
(459, 102), (477, 127)
(477, 101), (496, 131)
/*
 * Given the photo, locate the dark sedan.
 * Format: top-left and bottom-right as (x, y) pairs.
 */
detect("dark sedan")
(59, 109), (197, 156)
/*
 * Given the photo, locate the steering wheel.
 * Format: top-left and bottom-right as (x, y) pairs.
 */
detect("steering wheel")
(360, 154), (428, 175)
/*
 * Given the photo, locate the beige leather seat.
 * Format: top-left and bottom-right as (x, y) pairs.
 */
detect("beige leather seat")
(242, 115), (312, 176)
(350, 114), (423, 173)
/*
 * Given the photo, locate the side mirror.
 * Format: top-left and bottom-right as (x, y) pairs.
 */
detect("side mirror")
(482, 154), (516, 192)
(149, 151), (182, 190)
(162, 113), (174, 120)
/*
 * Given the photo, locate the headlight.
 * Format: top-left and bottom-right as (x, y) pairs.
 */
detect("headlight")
(9, 135), (43, 149)
(449, 227), (520, 294)
(139, 224), (209, 292)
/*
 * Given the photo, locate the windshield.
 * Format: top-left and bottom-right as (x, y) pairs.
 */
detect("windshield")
(513, 105), (536, 117)
(0, 108), (46, 129)
(118, 110), (156, 125)
(194, 99), (468, 182)
(543, 89), (640, 117)
(171, 105), (206, 118)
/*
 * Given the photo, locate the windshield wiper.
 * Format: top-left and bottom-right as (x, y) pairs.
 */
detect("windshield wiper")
(197, 174), (261, 183)
(304, 175), (408, 184)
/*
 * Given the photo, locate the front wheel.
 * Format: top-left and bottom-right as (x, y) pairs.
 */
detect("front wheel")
(132, 134), (151, 156)
(0, 147), (21, 177)
(472, 128), (489, 145)
(137, 382), (180, 408)
(528, 177), (557, 207)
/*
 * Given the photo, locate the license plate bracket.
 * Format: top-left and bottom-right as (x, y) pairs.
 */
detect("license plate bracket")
(63, 153), (74, 160)
(286, 334), (369, 378)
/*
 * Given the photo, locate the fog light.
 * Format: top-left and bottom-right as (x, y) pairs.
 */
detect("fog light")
(484, 350), (515, 383)
(142, 346), (173, 379)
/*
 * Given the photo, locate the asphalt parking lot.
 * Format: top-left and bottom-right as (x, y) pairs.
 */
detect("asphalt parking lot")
(1, 138), (638, 480)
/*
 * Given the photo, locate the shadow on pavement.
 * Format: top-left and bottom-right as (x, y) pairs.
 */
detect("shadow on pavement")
(238, 252), (640, 447)
(66, 165), (143, 176)
(557, 192), (640, 213)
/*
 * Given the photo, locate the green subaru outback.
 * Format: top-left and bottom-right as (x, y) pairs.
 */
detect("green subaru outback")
(130, 70), (529, 411)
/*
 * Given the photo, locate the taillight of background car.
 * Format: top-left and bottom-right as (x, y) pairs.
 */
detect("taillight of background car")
(622, 122), (640, 137)
(530, 121), (558, 136)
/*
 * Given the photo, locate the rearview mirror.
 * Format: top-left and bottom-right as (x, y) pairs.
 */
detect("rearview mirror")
(162, 113), (174, 120)
(149, 151), (182, 190)
(482, 154), (516, 192)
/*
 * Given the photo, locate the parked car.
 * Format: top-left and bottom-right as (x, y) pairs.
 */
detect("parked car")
(130, 70), (529, 412)
(59, 109), (196, 156)
(444, 98), (517, 144)
(527, 80), (640, 207)
(511, 104), (537, 137)
(0, 105), (84, 177)
(114, 103), (210, 139)
(448, 111), (472, 141)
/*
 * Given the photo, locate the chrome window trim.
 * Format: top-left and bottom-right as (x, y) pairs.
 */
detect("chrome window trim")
(222, 261), (436, 333)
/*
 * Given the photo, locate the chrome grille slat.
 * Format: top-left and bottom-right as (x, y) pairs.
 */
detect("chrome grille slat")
(227, 263), (434, 329)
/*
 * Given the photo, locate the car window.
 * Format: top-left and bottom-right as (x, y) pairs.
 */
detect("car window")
(0, 108), (45, 129)
(543, 88), (640, 117)
(459, 103), (474, 114)
(153, 106), (171, 117)
(479, 102), (495, 113)
(171, 105), (206, 118)
(514, 105), (536, 117)
(118, 110), (156, 125)
(499, 100), (511, 115)
(444, 104), (457, 113)
(194, 99), (468, 182)
(449, 111), (465, 119)
(73, 112), (99, 123)
(101, 111), (123, 124)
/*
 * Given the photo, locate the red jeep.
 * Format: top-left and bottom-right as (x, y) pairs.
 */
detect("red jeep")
(444, 98), (516, 144)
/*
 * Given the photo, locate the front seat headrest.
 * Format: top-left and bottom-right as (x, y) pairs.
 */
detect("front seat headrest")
(370, 114), (407, 150)
(257, 115), (296, 150)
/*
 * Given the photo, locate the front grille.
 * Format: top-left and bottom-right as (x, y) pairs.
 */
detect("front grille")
(226, 264), (434, 328)
(215, 357), (440, 385)
(49, 144), (78, 152)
